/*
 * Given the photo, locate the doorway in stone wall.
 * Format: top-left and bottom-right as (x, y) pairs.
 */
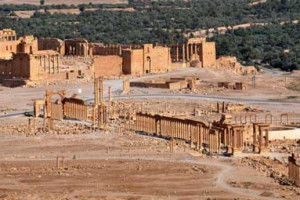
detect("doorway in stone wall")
(145, 56), (151, 74)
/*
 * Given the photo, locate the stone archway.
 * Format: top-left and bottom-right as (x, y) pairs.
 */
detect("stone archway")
(250, 114), (257, 123)
(45, 90), (66, 118)
(280, 113), (289, 125)
(265, 114), (273, 124)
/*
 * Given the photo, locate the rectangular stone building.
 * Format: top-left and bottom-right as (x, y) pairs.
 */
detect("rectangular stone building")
(0, 29), (19, 59)
(170, 37), (216, 68)
(38, 38), (65, 55)
(122, 44), (170, 75)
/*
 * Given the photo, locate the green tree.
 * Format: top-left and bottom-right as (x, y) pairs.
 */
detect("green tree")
(79, 5), (85, 12)
(40, 0), (45, 6)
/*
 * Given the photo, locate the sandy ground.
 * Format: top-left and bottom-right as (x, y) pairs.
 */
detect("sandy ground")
(0, 116), (299, 199)
(1, 68), (299, 116)
(0, 0), (126, 5)
(14, 7), (135, 18)
(0, 68), (300, 199)
(14, 8), (98, 18)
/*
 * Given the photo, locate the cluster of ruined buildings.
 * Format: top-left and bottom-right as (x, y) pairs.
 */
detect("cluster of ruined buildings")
(0, 29), (256, 86)
(30, 76), (300, 187)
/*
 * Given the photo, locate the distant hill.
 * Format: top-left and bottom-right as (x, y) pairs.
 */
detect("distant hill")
(0, 0), (126, 5)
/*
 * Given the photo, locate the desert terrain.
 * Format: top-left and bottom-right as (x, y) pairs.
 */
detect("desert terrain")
(0, 0), (126, 5)
(0, 66), (300, 199)
(0, 116), (299, 199)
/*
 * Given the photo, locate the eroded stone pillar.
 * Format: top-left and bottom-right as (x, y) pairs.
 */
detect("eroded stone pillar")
(108, 86), (112, 101)
(94, 78), (99, 106)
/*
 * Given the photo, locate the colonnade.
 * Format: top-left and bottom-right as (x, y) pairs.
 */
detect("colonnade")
(253, 123), (270, 153)
(134, 113), (221, 153)
(65, 43), (89, 56)
(38, 54), (60, 74)
(135, 113), (271, 155)
(64, 101), (88, 121)
(170, 43), (201, 62)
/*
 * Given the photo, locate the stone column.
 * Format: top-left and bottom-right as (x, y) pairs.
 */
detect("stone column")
(222, 102), (225, 113)
(176, 44), (179, 62)
(182, 44), (186, 62)
(94, 78), (99, 106)
(190, 125), (194, 148)
(199, 126), (203, 151)
(108, 86), (112, 101)
(253, 124), (258, 152)
(186, 44), (189, 61)
(99, 77), (104, 103)
(259, 127), (263, 153)
(48, 56), (51, 74)
(265, 129), (269, 148)
(44, 56), (46, 72)
(52, 55), (55, 74)
(57, 55), (59, 73)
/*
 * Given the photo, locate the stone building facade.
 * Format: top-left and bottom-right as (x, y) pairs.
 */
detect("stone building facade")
(0, 29), (20, 59)
(289, 152), (300, 187)
(0, 29), (255, 86)
(92, 43), (171, 76)
(170, 37), (216, 68)
(64, 39), (93, 57)
(38, 38), (65, 55)
(93, 55), (122, 77)
(122, 44), (171, 75)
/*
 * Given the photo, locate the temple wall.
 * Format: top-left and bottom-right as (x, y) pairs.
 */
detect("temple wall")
(94, 55), (122, 77)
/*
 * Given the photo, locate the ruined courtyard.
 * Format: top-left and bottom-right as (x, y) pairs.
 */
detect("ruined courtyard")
(0, 28), (300, 199)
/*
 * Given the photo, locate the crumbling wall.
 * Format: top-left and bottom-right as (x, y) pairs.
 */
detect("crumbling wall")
(94, 55), (122, 77)
(38, 38), (65, 55)
(200, 42), (216, 68)
(217, 56), (257, 75)
(143, 45), (170, 73)
(288, 154), (300, 187)
(0, 54), (32, 79)
(123, 49), (144, 75)
(0, 29), (19, 59)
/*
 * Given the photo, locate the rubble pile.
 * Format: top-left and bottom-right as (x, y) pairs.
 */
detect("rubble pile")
(270, 139), (299, 154)
(242, 157), (292, 186)
(0, 120), (92, 136)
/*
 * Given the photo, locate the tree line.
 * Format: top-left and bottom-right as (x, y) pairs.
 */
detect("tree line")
(0, 0), (298, 70)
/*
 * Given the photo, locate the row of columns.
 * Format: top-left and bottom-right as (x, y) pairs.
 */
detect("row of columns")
(253, 123), (270, 153)
(134, 113), (272, 155)
(64, 102), (88, 121)
(170, 43), (201, 62)
(134, 113), (220, 154)
(38, 54), (60, 74)
(66, 43), (89, 57)
(220, 124), (244, 155)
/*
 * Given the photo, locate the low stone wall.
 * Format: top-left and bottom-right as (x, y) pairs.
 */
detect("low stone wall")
(269, 128), (300, 140)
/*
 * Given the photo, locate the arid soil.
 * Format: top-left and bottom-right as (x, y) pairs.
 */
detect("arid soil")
(14, 7), (135, 18)
(14, 8), (98, 18)
(0, 0), (126, 5)
(0, 68), (300, 199)
(0, 116), (299, 199)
